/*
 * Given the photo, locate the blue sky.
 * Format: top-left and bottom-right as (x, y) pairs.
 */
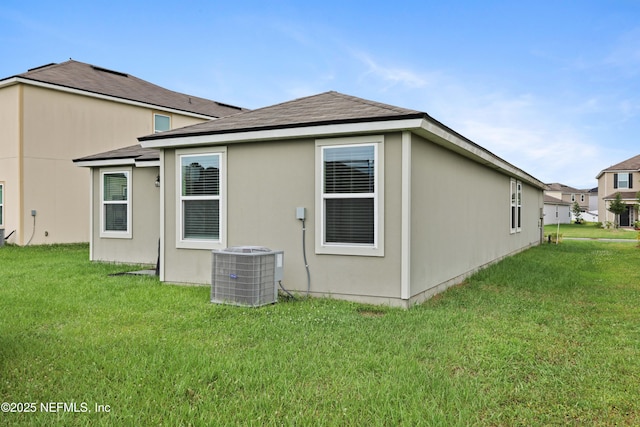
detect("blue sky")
(2, 0), (639, 189)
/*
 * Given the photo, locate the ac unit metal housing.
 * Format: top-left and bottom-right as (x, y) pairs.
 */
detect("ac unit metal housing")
(211, 246), (284, 307)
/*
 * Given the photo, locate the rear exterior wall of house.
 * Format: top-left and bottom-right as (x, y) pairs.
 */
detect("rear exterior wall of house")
(158, 131), (543, 306)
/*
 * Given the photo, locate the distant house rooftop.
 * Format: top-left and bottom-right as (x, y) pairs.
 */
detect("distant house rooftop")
(596, 154), (640, 179)
(0, 60), (246, 118)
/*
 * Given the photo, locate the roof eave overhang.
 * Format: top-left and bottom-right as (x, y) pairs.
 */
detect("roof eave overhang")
(0, 77), (217, 120)
(596, 168), (640, 179)
(140, 116), (547, 190)
(73, 158), (159, 168)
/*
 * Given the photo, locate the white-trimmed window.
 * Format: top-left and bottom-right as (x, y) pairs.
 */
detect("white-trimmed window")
(176, 147), (226, 250)
(154, 114), (171, 133)
(510, 179), (522, 233)
(517, 181), (522, 232)
(0, 183), (4, 227)
(316, 136), (384, 257)
(614, 172), (632, 189)
(101, 169), (131, 238)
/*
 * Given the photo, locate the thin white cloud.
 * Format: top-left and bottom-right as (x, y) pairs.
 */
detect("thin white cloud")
(347, 51), (607, 187)
(355, 52), (433, 89)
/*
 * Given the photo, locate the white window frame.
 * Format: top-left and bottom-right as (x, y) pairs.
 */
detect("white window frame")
(154, 113), (171, 133)
(315, 135), (384, 257)
(100, 168), (132, 239)
(617, 173), (630, 189)
(176, 147), (227, 250)
(517, 181), (522, 232)
(510, 179), (523, 234)
(0, 182), (4, 227)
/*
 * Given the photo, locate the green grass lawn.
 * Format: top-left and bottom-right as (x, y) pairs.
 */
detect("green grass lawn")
(1, 243), (639, 426)
(544, 222), (639, 239)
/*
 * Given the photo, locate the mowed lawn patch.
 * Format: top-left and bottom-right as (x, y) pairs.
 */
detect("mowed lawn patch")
(0, 242), (639, 426)
(544, 222), (638, 239)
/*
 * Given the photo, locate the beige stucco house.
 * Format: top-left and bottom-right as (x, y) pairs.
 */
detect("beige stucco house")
(596, 154), (640, 227)
(76, 91), (546, 307)
(545, 183), (592, 211)
(0, 60), (243, 245)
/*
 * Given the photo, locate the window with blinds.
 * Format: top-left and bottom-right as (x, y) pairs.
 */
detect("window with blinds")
(180, 153), (221, 241)
(322, 144), (376, 245)
(101, 170), (130, 237)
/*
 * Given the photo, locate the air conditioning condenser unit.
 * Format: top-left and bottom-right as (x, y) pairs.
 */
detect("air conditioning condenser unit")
(211, 246), (284, 307)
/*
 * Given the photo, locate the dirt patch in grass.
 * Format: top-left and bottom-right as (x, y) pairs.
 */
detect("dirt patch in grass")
(356, 308), (386, 318)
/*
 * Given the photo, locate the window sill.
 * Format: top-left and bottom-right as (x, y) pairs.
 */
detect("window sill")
(316, 243), (384, 257)
(100, 232), (132, 239)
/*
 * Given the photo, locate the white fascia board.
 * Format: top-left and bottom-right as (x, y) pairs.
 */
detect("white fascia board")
(1, 77), (216, 120)
(140, 118), (425, 149)
(134, 160), (160, 168)
(74, 158), (137, 168)
(74, 158), (159, 168)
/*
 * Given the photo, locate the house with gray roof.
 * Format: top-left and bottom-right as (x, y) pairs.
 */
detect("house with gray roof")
(596, 154), (640, 227)
(76, 91), (546, 307)
(543, 194), (572, 224)
(544, 182), (597, 223)
(0, 60), (243, 245)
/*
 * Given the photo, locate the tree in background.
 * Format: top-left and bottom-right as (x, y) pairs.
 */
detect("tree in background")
(572, 201), (583, 224)
(608, 192), (627, 228)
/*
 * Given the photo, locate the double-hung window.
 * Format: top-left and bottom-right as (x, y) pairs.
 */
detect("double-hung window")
(177, 148), (226, 249)
(614, 172), (632, 189)
(316, 136), (384, 256)
(101, 170), (131, 238)
(510, 179), (522, 233)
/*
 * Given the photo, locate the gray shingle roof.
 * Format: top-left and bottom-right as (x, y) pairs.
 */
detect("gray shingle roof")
(602, 191), (638, 200)
(4, 60), (246, 118)
(73, 144), (158, 163)
(601, 154), (640, 172)
(544, 194), (571, 205)
(140, 91), (425, 141)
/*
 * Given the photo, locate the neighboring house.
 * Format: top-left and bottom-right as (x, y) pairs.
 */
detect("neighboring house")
(0, 60), (244, 245)
(596, 154), (640, 227)
(545, 182), (597, 223)
(545, 182), (591, 209)
(76, 91), (546, 307)
(587, 187), (598, 212)
(543, 194), (571, 224)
